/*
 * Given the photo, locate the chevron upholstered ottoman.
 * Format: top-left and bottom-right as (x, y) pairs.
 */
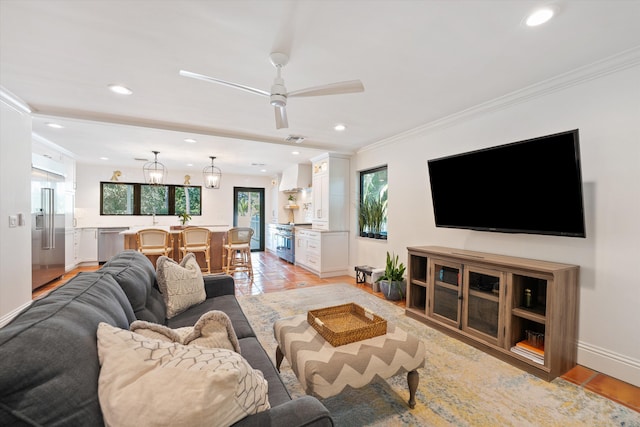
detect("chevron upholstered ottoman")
(274, 314), (426, 408)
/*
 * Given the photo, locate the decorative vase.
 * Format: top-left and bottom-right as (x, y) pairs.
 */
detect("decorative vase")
(379, 280), (406, 301)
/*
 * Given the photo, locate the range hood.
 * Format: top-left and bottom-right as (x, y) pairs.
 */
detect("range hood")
(279, 163), (312, 192)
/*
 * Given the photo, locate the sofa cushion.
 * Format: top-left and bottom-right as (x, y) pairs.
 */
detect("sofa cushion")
(0, 272), (136, 426)
(97, 323), (270, 427)
(167, 294), (255, 340)
(101, 250), (167, 323)
(156, 253), (206, 318)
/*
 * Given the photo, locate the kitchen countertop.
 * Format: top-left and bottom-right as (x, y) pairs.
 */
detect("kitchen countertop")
(121, 225), (230, 234)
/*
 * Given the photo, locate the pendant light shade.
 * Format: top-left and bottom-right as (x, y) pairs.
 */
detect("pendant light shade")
(203, 156), (222, 189)
(143, 151), (166, 185)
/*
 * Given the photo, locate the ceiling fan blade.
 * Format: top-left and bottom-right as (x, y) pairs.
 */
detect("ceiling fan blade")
(288, 80), (364, 98)
(179, 70), (270, 97)
(275, 106), (288, 129)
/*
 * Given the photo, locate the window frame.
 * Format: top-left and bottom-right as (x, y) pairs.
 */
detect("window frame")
(359, 165), (388, 239)
(100, 182), (202, 216)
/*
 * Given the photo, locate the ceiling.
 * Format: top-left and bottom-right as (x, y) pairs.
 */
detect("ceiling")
(2, 0), (639, 177)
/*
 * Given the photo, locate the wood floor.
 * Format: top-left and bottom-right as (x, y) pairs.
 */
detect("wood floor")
(33, 251), (639, 413)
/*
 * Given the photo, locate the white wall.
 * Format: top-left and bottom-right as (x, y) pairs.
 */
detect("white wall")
(0, 90), (33, 325)
(74, 163), (273, 229)
(351, 59), (640, 386)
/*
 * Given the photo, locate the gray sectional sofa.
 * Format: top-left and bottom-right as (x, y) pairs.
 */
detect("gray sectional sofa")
(0, 250), (333, 426)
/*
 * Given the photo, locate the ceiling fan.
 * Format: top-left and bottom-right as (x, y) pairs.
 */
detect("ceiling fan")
(179, 52), (364, 129)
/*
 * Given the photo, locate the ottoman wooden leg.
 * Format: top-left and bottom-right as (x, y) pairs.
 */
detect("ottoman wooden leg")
(407, 370), (419, 409)
(276, 346), (284, 372)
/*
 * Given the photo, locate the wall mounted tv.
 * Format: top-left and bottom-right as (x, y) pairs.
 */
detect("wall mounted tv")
(427, 129), (586, 238)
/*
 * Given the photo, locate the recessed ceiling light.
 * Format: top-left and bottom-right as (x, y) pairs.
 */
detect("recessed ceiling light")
(108, 84), (133, 95)
(292, 151), (300, 155)
(186, 163), (193, 167)
(525, 7), (555, 26)
(184, 138), (197, 144)
(46, 122), (64, 129)
(334, 124), (346, 132)
(100, 157), (109, 161)
(260, 169), (267, 173)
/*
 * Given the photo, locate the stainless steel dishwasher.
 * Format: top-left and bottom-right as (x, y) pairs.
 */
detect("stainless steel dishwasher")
(98, 227), (128, 263)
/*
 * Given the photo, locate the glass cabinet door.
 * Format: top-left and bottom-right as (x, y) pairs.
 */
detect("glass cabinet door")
(429, 260), (462, 327)
(463, 266), (505, 346)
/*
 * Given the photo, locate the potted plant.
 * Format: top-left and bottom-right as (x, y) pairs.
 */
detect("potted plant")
(177, 211), (191, 226)
(369, 197), (386, 238)
(359, 199), (369, 237)
(376, 251), (407, 300)
(287, 194), (296, 205)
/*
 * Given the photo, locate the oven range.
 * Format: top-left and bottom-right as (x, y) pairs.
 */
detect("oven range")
(274, 223), (310, 264)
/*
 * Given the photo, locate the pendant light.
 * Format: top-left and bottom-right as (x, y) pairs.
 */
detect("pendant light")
(203, 156), (222, 189)
(143, 151), (166, 185)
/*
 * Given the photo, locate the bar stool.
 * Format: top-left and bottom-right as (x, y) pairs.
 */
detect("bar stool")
(223, 227), (254, 280)
(136, 228), (173, 264)
(179, 227), (211, 273)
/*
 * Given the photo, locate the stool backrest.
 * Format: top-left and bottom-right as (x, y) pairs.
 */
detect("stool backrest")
(182, 227), (210, 247)
(137, 229), (170, 250)
(227, 227), (253, 245)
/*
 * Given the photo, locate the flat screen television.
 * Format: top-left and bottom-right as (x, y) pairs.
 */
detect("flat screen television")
(427, 129), (586, 238)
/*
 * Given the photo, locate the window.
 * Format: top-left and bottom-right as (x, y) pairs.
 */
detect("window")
(359, 166), (388, 239)
(100, 182), (201, 216)
(176, 186), (202, 216)
(141, 185), (169, 215)
(101, 183), (134, 215)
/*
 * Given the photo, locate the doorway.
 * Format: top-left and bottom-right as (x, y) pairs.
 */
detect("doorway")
(233, 187), (264, 251)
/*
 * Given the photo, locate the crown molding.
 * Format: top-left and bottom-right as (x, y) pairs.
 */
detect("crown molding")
(360, 46), (640, 154)
(0, 86), (31, 114)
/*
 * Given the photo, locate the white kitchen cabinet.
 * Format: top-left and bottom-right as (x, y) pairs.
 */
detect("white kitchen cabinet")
(310, 153), (349, 231)
(79, 228), (98, 265)
(295, 229), (348, 278)
(266, 224), (278, 253)
(65, 229), (76, 271)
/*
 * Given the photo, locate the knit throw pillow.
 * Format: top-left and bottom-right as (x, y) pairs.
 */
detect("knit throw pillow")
(156, 253), (205, 318)
(96, 323), (270, 427)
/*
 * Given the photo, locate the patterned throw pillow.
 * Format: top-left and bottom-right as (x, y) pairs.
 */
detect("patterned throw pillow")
(156, 253), (206, 318)
(96, 323), (270, 427)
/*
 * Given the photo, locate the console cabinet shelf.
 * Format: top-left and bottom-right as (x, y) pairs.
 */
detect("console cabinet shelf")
(406, 246), (579, 381)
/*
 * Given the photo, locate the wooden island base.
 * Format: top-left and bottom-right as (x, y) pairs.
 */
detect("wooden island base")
(123, 230), (226, 273)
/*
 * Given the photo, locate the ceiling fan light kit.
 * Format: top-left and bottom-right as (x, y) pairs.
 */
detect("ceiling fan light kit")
(180, 52), (364, 129)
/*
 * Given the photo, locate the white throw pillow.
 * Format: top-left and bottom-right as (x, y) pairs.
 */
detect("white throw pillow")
(96, 323), (270, 427)
(156, 253), (206, 318)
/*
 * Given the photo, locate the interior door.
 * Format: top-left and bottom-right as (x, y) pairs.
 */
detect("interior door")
(233, 187), (264, 251)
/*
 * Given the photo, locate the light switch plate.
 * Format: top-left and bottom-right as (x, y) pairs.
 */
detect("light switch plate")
(9, 215), (18, 227)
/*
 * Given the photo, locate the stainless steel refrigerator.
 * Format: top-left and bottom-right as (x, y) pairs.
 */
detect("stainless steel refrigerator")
(31, 168), (66, 290)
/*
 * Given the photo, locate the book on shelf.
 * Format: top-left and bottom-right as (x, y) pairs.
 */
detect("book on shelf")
(510, 344), (544, 365)
(515, 340), (544, 356)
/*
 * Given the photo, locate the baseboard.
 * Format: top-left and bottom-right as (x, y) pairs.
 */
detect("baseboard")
(0, 301), (32, 328)
(578, 341), (640, 387)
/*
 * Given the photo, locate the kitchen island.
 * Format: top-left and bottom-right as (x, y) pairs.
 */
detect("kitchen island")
(121, 226), (229, 273)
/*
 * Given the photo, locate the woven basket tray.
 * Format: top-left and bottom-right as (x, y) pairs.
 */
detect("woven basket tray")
(307, 303), (387, 346)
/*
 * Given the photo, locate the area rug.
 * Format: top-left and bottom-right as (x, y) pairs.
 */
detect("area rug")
(237, 283), (639, 426)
